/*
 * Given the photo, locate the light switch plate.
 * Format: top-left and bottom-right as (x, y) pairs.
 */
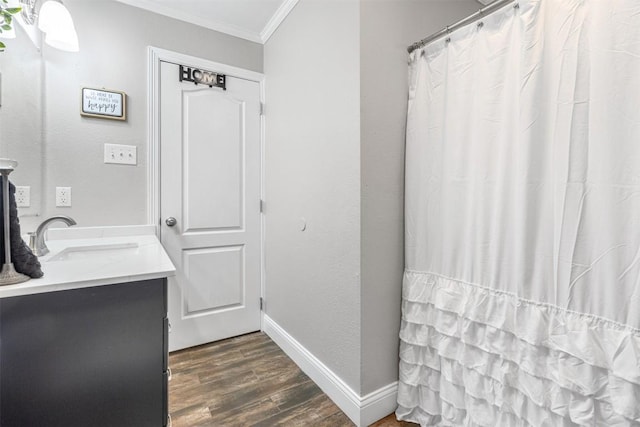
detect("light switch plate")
(104, 143), (137, 165)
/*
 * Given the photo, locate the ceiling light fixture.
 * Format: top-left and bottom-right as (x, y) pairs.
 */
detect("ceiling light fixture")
(38, 1), (78, 51)
(20, 0), (79, 52)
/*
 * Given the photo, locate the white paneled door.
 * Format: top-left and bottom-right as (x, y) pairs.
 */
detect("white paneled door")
(159, 60), (261, 352)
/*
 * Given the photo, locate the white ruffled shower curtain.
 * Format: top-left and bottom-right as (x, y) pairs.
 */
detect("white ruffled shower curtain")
(398, 0), (640, 425)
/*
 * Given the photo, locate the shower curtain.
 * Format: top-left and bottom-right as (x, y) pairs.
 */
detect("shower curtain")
(398, 0), (640, 425)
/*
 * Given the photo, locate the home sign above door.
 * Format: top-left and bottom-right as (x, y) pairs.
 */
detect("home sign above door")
(179, 65), (226, 90)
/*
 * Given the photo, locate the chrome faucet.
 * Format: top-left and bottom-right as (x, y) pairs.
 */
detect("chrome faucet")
(30, 216), (77, 256)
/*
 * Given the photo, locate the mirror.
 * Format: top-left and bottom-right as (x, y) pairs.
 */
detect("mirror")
(0, 0), (262, 233)
(0, 23), (43, 232)
(0, 0), (150, 233)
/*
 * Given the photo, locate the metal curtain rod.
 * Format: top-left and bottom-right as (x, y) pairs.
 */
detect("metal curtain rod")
(407, 0), (517, 53)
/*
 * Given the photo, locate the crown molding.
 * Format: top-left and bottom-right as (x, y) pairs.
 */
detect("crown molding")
(260, 0), (300, 43)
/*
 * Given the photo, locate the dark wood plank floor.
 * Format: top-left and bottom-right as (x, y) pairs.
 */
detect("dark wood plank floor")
(169, 332), (416, 426)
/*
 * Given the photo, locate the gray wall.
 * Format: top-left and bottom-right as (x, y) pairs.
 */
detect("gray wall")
(264, 0), (363, 393)
(34, 0), (263, 231)
(359, 0), (480, 395)
(265, 0), (479, 400)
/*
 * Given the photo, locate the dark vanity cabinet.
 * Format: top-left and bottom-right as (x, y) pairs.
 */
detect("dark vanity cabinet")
(0, 278), (169, 427)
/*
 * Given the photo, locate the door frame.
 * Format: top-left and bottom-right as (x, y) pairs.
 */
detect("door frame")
(146, 46), (266, 324)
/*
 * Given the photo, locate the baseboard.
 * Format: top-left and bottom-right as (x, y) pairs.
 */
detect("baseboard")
(262, 314), (398, 426)
(360, 381), (400, 426)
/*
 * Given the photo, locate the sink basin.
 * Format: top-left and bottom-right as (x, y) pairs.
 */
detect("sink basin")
(47, 242), (139, 262)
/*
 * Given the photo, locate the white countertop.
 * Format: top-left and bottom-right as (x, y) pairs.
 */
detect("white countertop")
(0, 226), (176, 299)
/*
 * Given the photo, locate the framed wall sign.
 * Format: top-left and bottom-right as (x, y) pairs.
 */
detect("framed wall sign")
(81, 88), (127, 121)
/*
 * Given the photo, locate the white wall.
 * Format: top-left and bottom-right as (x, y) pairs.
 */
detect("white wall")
(29, 0), (263, 231)
(359, 0), (480, 395)
(264, 0), (362, 393)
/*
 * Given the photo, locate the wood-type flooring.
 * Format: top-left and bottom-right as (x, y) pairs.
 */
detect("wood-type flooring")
(169, 332), (416, 426)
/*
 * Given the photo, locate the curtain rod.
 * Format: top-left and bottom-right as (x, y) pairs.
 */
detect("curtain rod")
(407, 0), (517, 54)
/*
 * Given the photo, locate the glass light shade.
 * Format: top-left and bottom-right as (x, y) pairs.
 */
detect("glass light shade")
(38, 1), (79, 52)
(37, 1), (63, 33)
(44, 26), (79, 51)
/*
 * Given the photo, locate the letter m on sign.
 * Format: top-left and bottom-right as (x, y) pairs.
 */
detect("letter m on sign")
(199, 72), (217, 85)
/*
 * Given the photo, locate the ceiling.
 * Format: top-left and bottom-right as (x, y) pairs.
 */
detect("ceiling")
(114, 0), (299, 44)
(114, 0), (487, 45)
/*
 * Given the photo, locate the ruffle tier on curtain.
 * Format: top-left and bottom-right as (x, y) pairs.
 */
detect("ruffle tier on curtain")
(399, 0), (640, 425)
(397, 271), (640, 426)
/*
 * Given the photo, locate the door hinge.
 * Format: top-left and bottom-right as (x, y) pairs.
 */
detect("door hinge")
(260, 297), (264, 311)
(260, 102), (265, 116)
(260, 199), (265, 213)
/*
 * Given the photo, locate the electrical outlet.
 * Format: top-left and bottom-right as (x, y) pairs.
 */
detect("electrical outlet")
(15, 186), (30, 207)
(104, 143), (137, 165)
(56, 187), (71, 207)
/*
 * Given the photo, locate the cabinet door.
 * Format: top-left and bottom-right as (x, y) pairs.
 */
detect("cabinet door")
(0, 279), (167, 427)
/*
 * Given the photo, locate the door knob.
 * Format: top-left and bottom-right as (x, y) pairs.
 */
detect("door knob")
(165, 217), (177, 227)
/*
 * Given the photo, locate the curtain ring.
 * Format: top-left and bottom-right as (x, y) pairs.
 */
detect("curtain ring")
(477, 21), (484, 29)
